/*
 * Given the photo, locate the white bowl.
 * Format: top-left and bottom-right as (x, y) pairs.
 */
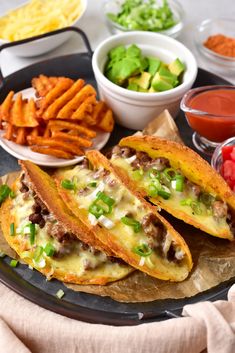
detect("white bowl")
(92, 31), (198, 130)
(0, 0), (87, 57)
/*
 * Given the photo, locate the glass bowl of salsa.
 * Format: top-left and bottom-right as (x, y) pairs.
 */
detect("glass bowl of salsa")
(180, 85), (235, 155)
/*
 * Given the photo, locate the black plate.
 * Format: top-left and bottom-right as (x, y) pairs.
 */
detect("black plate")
(0, 30), (233, 325)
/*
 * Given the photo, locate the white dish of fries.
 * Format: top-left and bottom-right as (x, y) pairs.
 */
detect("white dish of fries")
(0, 75), (114, 167)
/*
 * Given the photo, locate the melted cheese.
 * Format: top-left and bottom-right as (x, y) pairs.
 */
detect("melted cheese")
(112, 156), (230, 235)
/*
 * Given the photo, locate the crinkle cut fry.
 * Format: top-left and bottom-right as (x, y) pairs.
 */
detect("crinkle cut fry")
(0, 91), (14, 122)
(30, 146), (74, 159)
(51, 131), (93, 148)
(43, 79), (85, 120)
(27, 135), (84, 155)
(47, 119), (96, 138)
(71, 95), (97, 121)
(56, 85), (96, 119)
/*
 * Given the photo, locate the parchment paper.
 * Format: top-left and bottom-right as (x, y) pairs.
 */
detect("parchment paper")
(1, 110), (235, 303)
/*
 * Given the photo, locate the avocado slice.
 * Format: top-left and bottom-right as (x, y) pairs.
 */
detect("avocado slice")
(109, 45), (126, 62)
(148, 57), (161, 76)
(127, 82), (139, 91)
(151, 72), (174, 91)
(107, 57), (142, 85)
(168, 58), (185, 76)
(126, 44), (141, 58)
(158, 67), (178, 86)
(132, 71), (151, 90)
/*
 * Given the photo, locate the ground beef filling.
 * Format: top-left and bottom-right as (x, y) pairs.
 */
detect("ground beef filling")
(112, 146), (232, 224)
(18, 174), (115, 270)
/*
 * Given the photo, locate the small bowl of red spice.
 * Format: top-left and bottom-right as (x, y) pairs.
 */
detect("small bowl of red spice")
(195, 18), (235, 72)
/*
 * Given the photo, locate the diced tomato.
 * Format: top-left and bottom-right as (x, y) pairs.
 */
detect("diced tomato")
(222, 145), (234, 161)
(230, 147), (235, 161)
(223, 160), (235, 180)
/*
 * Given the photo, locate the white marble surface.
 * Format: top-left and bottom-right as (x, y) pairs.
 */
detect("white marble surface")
(0, 0), (235, 83)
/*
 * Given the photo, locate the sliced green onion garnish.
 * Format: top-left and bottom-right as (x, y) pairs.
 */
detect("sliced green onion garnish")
(132, 169), (144, 181)
(148, 168), (160, 179)
(29, 223), (36, 245)
(0, 252), (6, 258)
(191, 201), (202, 215)
(148, 184), (159, 197)
(163, 168), (176, 181)
(61, 179), (75, 190)
(180, 198), (192, 206)
(56, 289), (65, 299)
(33, 246), (43, 262)
(88, 182), (97, 188)
(171, 175), (184, 192)
(10, 259), (18, 267)
(9, 190), (16, 198)
(44, 243), (55, 257)
(88, 203), (105, 219)
(157, 187), (171, 200)
(0, 184), (11, 204)
(89, 191), (115, 217)
(133, 244), (152, 257)
(121, 216), (141, 233)
(10, 222), (15, 236)
(199, 193), (215, 207)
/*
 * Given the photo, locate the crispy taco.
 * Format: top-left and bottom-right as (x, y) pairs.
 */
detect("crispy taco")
(110, 135), (235, 240)
(54, 151), (192, 282)
(0, 160), (132, 285)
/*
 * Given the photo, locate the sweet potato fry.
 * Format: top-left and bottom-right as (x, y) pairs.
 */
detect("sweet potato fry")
(43, 79), (85, 120)
(97, 109), (114, 132)
(15, 127), (27, 145)
(32, 75), (74, 98)
(30, 127), (39, 137)
(51, 131), (92, 148)
(3, 123), (14, 141)
(10, 93), (23, 126)
(71, 95), (97, 121)
(0, 91), (14, 122)
(91, 101), (105, 124)
(27, 135), (84, 156)
(56, 85), (96, 119)
(47, 119), (96, 138)
(30, 146), (74, 159)
(38, 78), (74, 115)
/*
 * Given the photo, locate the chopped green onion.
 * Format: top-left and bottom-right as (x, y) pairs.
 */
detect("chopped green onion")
(191, 201), (202, 215)
(44, 243), (55, 257)
(171, 175), (184, 192)
(89, 191), (115, 217)
(10, 222), (15, 236)
(0, 252), (6, 258)
(0, 184), (11, 204)
(88, 182), (97, 188)
(9, 190), (16, 198)
(132, 169), (144, 181)
(157, 187), (171, 200)
(133, 244), (152, 257)
(10, 259), (18, 267)
(199, 193), (215, 207)
(163, 168), (176, 181)
(88, 203), (105, 219)
(33, 246), (43, 262)
(148, 168), (160, 179)
(121, 216), (141, 233)
(29, 223), (36, 245)
(148, 184), (159, 197)
(180, 198), (192, 206)
(61, 179), (75, 190)
(56, 289), (65, 299)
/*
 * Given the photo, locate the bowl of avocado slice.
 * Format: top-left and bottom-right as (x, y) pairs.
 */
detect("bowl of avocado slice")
(92, 31), (197, 130)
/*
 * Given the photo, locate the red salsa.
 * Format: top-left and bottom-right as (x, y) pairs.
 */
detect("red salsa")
(186, 89), (235, 142)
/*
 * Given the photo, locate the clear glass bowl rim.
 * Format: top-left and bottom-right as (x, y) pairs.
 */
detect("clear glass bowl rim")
(103, 0), (184, 35)
(211, 136), (235, 171)
(180, 85), (235, 119)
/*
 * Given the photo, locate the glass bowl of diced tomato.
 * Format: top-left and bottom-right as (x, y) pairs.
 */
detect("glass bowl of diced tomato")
(211, 137), (235, 191)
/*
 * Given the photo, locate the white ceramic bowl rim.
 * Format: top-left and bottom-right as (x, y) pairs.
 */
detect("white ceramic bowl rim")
(92, 31), (198, 101)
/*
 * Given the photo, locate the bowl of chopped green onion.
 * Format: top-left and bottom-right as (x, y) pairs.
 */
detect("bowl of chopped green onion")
(103, 0), (184, 38)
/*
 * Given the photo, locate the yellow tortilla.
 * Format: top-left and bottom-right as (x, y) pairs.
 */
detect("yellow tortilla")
(55, 151), (193, 282)
(0, 163), (132, 285)
(114, 135), (235, 240)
